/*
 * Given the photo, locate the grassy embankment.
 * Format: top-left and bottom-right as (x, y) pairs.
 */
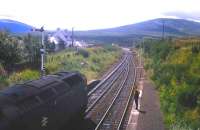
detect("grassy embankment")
(141, 38), (200, 130)
(0, 46), (122, 89)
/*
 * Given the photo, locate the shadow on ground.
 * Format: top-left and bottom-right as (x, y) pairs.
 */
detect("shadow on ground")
(62, 118), (96, 130)
(138, 109), (146, 114)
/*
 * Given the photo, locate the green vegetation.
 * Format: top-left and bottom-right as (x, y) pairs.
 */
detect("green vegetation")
(0, 30), (122, 88)
(0, 37), (122, 87)
(170, 121), (194, 130)
(141, 38), (200, 129)
(45, 46), (121, 81)
(0, 31), (54, 71)
(8, 69), (40, 84)
(0, 31), (22, 68)
(0, 31), (42, 88)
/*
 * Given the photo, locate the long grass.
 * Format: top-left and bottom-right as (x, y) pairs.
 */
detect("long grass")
(5, 46), (122, 87)
(170, 121), (194, 130)
(45, 47), (122, 81)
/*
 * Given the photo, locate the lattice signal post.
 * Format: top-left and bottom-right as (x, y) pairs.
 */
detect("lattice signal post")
(31, 27), (46, 77)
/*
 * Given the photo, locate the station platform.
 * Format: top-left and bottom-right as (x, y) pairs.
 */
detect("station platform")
(126, 72), (165, 130)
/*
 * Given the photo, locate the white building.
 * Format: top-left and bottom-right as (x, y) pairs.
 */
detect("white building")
(49, 28), (87, 51)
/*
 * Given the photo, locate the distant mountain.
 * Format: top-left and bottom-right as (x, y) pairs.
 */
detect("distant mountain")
(1, 18), (200, 38)
(0, 19), (33, 33)
(77, 18), (200, 37)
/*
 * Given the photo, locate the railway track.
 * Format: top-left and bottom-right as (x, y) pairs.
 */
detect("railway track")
(88, 53), (128, 96)
(86, 53), (129, 114)
(117, 54), (142, 130)
(94, 54), (136, 130)
(85, 52), (138, 130)
(86, 60), (129, 118)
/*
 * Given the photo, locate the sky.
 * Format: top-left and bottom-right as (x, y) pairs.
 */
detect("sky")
(0, 0), (199, 30)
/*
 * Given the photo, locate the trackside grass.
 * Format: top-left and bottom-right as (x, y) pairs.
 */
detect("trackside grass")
(3, 46), (122, 87)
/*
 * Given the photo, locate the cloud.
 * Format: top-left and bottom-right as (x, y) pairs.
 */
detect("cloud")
(0, 14), (16, 19)
(163, 11), (200, 21)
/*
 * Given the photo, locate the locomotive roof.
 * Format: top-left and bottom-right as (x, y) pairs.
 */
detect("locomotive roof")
(0, 84), (38, 102)
(0, 71), (84, 102)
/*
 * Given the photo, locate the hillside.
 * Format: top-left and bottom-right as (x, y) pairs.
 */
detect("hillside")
(76, 18), (200, 37)
(1, 18), (200, 37)
(0, 19), (33, 33)
(1, 18), (200, 45)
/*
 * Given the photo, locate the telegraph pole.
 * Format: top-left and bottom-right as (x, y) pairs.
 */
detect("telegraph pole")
(72, 27), (74, 47)
(162, 20), (165, 40)
(139, 40), (142, 67)
(31, 27), (46, 77)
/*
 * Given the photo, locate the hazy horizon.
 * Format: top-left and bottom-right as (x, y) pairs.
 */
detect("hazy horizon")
(0, 0), (200, 30)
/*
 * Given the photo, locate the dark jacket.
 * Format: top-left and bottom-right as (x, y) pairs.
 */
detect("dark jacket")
(134, 90), (140, 100)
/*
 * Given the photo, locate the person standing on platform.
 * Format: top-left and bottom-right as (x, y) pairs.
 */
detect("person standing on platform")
(134, 87), (140, 110)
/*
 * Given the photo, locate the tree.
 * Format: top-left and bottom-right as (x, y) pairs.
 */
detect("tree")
(0, 31), (22, 69)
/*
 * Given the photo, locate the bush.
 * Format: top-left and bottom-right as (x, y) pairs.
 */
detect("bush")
(76, 49), (90, 58)
(185, 75), (200, 85)
(8, 69), (40, 84)
(178, 84), (200, 109)
(170, 121), (193, 130)
(0, 32), (22, 68)
(143, 38), (200, 129)
(178, 91), (197, 108)
(45, 63), (61, 74)
(191, 45), (200, 54)
(103, 44), (118, 52)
